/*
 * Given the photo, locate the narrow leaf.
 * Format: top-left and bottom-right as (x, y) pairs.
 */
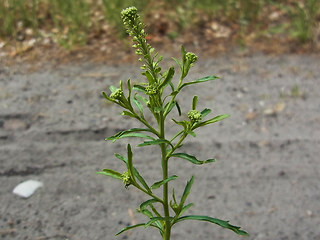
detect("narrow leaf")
(106, 128), (155, 142)
(201, 108), (211, 118)
(179, 76), (219, 90)
(172, 57), (182, 70)
(106, 132), (154, 142)
(151, 175), (178, 189)
(171, 153), (216, 165)
(102, 91), (115, 102)
(174, 215), (249, 236)
(138, 139), (173, 148)
(109, 85), (118, 93)
(135, 94), (148, 105)
(172, 119), (188, 130)
(187, 130), (196, 137)
(145, 217), (166, 227)
(133, 84), (146, 93)
(159, 67), (175, 89)
(138, 208), (153, 218)
(139, 199), (159, 210)
(127, 144), (135, 181)
(119, 133), (155, 141)
(192, 95), (198, 110)
(127, 79), (132, 101)
(180, 203), (194, 216)
(164, 101), (176, 116)
(133, 168), (151, 192)
(133, 94), (144, 116)
(96, 169), (122, 180)
(175, 101), (182, 116)
(194, 114), (230, 129)
(115, 223), (145, 236)
(142, 71), (154, 84)
(114, 153), (127, 164)
(122, 111), (136, 118)
(181, 45), (187, 59)
(180, 176), (194, 208)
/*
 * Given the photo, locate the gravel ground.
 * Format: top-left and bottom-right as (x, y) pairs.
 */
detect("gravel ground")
(1, 53), (320, 240)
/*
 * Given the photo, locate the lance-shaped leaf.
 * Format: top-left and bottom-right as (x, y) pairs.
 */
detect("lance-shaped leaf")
(127, 79), (132, 101)
(159, 67), (175, 89)
(116, 132), (155, 141)
(133, 94), (144, 116)
(133, 84), (146, 93)
(178, 75), (219, 91)
(122, 111), (137, 118)
(138, 208), (153, 218)
(96, 169), (122, 180)
(172, 119), (188, 130)
(151, 175), (178, 189)
(102, 91), (116, 103)
(181, 45), (187, 63)
(180, 203), (194, 216)
(142, 71), (155, 84)
(127, 144), (135, 182)
(201, 108), (211, 118)
(164, 100), (181, 117)
(171, 153), (216, 165)
(192, 95), (198, 110)
(174, 215), (249, 236)
(138, 139), (174, 149)
(133, 167), (151, 192)
(172, 57), (182, 72)
(106, 128), (156, 142)
(139, 199), (160, 211)
(164, 101), (176, 116)
(145, 217), (167, 228)
(179, 176), (194, 208)
(115, 223), (146, 236)
(175, 101), (182, 116)
(109, 85), (118, 93)
(194, 114), (230, 129)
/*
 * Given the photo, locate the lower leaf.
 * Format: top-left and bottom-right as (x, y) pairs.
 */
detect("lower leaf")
(174, 215), (249, 236)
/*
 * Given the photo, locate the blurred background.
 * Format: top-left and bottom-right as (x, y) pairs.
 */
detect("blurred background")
(0, 0), (320, 63)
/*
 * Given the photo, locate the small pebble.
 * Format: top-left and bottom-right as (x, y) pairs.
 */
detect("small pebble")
(13, 180), (43, 198)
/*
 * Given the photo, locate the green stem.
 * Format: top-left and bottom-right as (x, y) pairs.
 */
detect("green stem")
(159, 112), (171, 240)
(134, 184), (163, 203)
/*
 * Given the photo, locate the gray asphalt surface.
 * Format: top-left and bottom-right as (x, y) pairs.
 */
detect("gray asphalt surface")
(1, 53), (320, 240)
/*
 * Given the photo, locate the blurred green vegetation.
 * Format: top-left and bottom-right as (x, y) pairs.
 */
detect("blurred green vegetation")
(0, 0), (319, 49)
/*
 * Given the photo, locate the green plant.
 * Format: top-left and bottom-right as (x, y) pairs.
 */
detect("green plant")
(98, 6), (249, 240)
(0, 0), (39, 37)
(48, 0), (91, 48)
(290, 0), (320, 43)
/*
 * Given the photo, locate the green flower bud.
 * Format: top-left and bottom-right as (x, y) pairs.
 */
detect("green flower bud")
(122, 171), (132, 187)
(145, 83), (159, 95)
(188, 110), (202, 122)
(186, 52), (198, 64)
(121, 7), (138, 26)
(110, 89), (123, 100)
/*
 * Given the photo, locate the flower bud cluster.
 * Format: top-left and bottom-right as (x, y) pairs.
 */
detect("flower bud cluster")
(188, 110), (202, 122)
(145, 83), (159, 95)
(122, 171), (132, 187)
(121, 7), (145, 38)
(186, 52), (198, 64)
(110, 89), (124, 100)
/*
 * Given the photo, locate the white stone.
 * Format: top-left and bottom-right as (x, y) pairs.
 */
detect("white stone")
(13, 180), (43, 198)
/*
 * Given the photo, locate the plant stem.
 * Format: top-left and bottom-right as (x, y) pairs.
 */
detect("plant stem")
(159, 112), (171, 240)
